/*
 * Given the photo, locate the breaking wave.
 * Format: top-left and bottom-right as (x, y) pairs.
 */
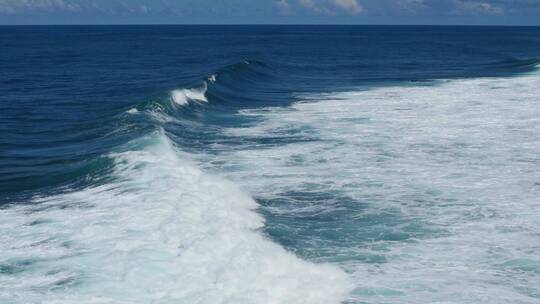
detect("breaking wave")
(0, 131), (351, 303)
(171, 82), (208, 106)
(3, 55), (540, 304)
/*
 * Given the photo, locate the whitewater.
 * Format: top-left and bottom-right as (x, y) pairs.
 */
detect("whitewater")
(0, 129), (351, 303)
(200, 70), (540, 303)
(2, 66), (539, 303)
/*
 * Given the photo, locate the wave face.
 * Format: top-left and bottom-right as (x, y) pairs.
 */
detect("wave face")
(2, 26), (540, 304)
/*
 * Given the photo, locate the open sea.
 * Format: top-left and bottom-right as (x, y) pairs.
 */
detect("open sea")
(1, 25), (540, 304)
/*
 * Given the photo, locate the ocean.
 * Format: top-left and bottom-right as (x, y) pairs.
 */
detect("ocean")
(1, 25), (539, 304)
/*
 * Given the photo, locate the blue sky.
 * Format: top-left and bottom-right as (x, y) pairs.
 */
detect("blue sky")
(0, 0), (539, 25)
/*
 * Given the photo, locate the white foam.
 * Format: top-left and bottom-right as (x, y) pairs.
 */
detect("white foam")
(196, 73), (540, 303)
(0, 131), (351, 303)
(171, 83), (208, 106)
(126, 108), (138, 114)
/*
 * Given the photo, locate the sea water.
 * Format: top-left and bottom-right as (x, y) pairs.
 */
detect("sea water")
(1, 25), (539, 304)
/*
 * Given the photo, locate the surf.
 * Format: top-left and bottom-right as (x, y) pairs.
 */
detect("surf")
(0, 130), (352, 304)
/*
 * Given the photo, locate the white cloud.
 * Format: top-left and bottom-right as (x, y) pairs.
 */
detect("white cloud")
(275, 0), (290, 13)
(332, 0), (363, 14)
(298, 0), (330, 14)
(0, 0), (81, 14)
(275, 0), (290, 9)
(453, 0), (504, 14)
(299, 0), (318, 10)
(397, 0), (428, 13)
(298, 0), (364, 15)
(138, 4), (148, 14)
(0, 0), (159, 15)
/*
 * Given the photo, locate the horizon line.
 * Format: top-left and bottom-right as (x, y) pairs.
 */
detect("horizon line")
(1, 23), (540, 27)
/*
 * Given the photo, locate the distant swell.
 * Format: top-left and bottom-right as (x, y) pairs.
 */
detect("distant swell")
(491, 57), (540, 73)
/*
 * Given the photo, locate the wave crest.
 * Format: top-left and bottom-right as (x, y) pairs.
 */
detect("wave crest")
(171, 82), (208, 106)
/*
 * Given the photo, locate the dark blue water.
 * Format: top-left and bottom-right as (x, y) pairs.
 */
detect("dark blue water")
(1, 26), (540, 304)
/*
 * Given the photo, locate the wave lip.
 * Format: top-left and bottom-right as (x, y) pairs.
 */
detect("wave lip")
(170, 82), (208, 106)
(0, 131), (352, 304)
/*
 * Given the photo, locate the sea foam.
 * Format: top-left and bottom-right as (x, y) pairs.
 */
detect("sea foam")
(0, 131), (351, 304)
(199, 72), (540, 303)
